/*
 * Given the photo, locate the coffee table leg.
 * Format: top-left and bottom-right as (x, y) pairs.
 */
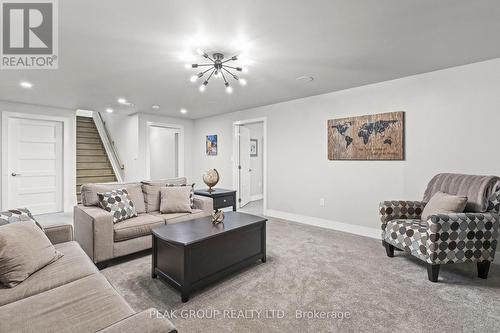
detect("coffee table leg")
(152, 235), (157, 278)
(181, 292), (190, 303)
(261, 256), (266, 263)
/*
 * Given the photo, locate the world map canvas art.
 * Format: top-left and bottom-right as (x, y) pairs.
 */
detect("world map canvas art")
(327, 111), (404, 160)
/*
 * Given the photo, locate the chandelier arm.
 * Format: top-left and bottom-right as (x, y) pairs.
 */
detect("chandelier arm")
(195, 64), (215, 67)
(201, 67), (215, 75)
(204, 54), (215, 62)
(222, 67), (238, 80)
(221, 57), (237, 64)
(205, 68), (216, 83)
(223, 65), (241, 70)
(220, 70), (229, 85)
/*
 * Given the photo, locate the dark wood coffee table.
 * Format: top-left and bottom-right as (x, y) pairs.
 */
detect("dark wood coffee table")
(151, 212), (267, 302)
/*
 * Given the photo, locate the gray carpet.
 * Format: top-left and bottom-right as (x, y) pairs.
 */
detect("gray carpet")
(101, 217), (500, 332)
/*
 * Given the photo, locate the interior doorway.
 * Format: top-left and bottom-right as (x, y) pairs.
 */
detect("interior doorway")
(3, 116), (64, 215)
(233, 118), (267, 215)
(146, 122), (184, 180)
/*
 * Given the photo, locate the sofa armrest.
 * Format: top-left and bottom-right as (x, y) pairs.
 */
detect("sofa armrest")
(193, 195), (213, 214)
(73, 205), (114, 263)
(44, 224), (73, 244)
(425, 212), (499, 263)
(97, 308), (177, 333)
(379, 200), (426, 228)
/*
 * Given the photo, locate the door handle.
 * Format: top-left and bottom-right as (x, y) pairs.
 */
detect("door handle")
(11, 172), (20, 177)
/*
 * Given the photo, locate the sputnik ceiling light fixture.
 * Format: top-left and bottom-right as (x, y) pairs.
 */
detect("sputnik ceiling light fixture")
(187, 49), (247, 94)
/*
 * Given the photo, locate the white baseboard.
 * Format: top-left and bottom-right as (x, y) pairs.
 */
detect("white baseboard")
(266, 209), (500, 257)
(250, 194), (263, 201)
(265, 209), (381, 239)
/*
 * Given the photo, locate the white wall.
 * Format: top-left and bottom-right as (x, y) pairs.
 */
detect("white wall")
(192, 58), (500, 231)
(245, 122), (264, 199)
(0, 101), (76, 212)
(101, 112), (195, 182)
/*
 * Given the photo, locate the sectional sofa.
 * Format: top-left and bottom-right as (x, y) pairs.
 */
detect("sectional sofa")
(74, 177), (213, 265)
(0, 223), (177, 332)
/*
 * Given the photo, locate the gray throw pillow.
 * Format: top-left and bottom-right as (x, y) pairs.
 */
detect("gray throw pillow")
(142, 177), (187, 212)
(97, 188), (138, 223)
(421, 191), (468, 221)
(0, 222), (63, 287)
(160, 186), (193, 214)
(0, 208), (43, 230)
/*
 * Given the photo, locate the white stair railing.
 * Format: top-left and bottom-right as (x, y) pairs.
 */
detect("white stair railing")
(92, 112), (124, 182)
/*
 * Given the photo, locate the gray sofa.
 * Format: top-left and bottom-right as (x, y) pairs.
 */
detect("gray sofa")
(74, 178), (213, 265)
(0, 223), (176, 333)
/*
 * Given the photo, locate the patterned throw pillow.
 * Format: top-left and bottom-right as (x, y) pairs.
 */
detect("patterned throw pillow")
(0, 208), (43, 230)
(97, 189), (138, 223)
(166, 183), (195, 208)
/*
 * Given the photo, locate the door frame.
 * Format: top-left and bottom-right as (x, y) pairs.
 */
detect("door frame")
(233, 117), (267, 214)
(145, 121), (185, 180)
(1, 112), (72, 213)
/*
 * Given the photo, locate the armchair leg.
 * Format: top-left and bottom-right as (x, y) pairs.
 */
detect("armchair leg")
(427, 264), (440, 282)
(477, 261), (491, 279)
(383, 241), (395, 257)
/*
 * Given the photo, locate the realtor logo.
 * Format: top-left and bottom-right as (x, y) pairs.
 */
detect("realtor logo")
(1, 0), (58, 69)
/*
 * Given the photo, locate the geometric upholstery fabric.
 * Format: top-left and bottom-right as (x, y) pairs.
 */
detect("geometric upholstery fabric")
(97, 189), (138, 223)
(0, 208), (43, 230)
(380, 188), (500, 265)
(382, 214), (499, 264)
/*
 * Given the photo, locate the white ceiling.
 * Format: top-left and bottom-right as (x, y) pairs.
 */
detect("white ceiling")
(1, 0), (500, 119)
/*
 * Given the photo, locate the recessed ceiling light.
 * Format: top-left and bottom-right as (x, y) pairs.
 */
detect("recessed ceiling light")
(152, 105), (160, 110)
(20, 81), (33, 88)
(117, 98), (127, 104)
(105, 108), (113, 113)
(296, 76), (314, 83)
(180, 108), (188, 114)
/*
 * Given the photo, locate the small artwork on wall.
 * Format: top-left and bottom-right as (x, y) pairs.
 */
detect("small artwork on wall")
(250, 139), (258, 157)
(206, 135), (218, 156)
(327, 111), (404, 160)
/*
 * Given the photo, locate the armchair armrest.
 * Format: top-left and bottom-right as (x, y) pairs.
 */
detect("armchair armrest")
(379, 200), (426, 227)
(44, 224), (73, 245)
(97, 308), (177, 333)
(425, 212), (499, 263)
(73, 205), (114, 263)
(193, 195), (213, 214)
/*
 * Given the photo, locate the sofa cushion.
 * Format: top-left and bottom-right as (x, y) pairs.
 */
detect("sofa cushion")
(0, 222), (63, 288)
(81, 182), (146, 214)
(98, 188), (138, 223)
(0, 241), (97, 306)
(421, 191), (468, 221)
(113, 214), (164, 242)
(97, 308), (177, 333)
(0, 208), (43, 230)
(142, 177), (187, 212)
(150, 209), (209, 224)
(0, 274), (135, 333)
(160, 186), (193, 213)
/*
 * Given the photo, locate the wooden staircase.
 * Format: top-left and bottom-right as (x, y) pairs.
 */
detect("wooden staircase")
(76, 116), (117, 202)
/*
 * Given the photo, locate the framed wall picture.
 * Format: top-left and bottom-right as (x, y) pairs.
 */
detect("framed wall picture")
(327, 111), (404, 160)
(250, 139), (258, 157)
(206, 135), (218, 156)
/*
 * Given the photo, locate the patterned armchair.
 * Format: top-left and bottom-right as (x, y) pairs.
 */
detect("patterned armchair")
(379, 175), (500, 282)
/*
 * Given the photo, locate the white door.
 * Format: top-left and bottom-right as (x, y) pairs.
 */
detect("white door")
(239, 126), (251, 208)
(149, 126), (179, 179)
(7, 118), (63, 214)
